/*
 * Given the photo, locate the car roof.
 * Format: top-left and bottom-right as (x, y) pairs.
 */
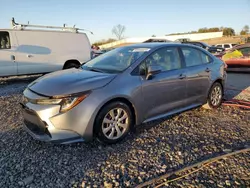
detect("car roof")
(120, 42), (194, 49)
(231, 43), (250, 50)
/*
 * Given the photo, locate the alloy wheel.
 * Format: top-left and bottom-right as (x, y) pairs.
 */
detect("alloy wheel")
(102, 108), (129, 140)
(210, 86), (222, 106)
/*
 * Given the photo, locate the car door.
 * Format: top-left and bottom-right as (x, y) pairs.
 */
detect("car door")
(180, 46), (212, 106)
(0, 31), (17, 76)
(140, 46), (187, 120)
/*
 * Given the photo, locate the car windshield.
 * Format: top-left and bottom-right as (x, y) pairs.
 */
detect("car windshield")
(82, 46), (151, 73)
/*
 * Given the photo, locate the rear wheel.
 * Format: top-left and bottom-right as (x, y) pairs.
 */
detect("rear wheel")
(95, 102), (133, 144)
(203, 82), (223, 109)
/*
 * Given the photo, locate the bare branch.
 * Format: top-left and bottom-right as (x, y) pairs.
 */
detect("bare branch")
(112, 24), (126, 40)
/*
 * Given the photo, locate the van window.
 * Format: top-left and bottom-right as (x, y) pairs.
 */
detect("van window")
(0, 31), (11, 49)
(224, 44), (230, 48)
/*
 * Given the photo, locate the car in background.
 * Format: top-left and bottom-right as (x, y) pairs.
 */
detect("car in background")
(215, 43), (250, 71)
(182, 41), (225, 54)
(215, 43), (237, 51)
(101, 48), (115, 53)
(91, 48), (115, 59)
(21, 43), (226, 144)
(91, 49), (103, 58)
(175, 38), (190, 42)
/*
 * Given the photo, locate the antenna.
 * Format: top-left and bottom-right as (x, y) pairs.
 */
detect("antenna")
(10, 17), (94, 34)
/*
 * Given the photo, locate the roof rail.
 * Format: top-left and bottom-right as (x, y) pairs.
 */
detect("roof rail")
(10, 17), (93, 34)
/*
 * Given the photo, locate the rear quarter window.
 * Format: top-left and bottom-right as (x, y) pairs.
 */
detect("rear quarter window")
(0, 31), (11, 49)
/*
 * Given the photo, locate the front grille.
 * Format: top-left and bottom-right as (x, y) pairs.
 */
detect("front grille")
(22, 107), (51, 137)
(24, 119), (46, 135)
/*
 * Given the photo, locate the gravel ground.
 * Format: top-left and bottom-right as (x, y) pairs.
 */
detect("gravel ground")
(0, 73), (249, 188)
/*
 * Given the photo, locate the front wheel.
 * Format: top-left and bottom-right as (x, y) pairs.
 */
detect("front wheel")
(203, 82), (223, 109)
(94, 102), (133, 144)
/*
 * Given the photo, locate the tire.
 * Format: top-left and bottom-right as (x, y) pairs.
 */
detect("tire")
(202, 82), (223, 110)
(94, 102), (133, 144)
(64, 62), (80, 69)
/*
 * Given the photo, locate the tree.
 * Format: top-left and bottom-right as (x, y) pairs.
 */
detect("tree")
(240, 30), (247, 35)
(222, 27), (235, 36)
(243, 25), (249, 34)
(151, 35), (156, 37)
(112, 24), (126, 40)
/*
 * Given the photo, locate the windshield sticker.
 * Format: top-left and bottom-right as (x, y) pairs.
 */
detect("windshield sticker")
(132, 48), (151, 52)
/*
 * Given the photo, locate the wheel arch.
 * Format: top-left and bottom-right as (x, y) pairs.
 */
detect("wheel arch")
(93, 97), (137, 134)
(63, 59), (81, 69)
(211, 78), (224, 93)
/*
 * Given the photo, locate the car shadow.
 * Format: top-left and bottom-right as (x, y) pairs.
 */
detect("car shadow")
(224, 72), (250, 100)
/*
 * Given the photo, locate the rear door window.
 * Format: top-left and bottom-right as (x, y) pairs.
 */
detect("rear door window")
(181, 47), (211, 67)
(0, 31), (11, 49)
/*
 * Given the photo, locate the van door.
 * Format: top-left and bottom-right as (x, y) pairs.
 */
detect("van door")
(14, 31), (54, 75)
(0, 31), (17, 76)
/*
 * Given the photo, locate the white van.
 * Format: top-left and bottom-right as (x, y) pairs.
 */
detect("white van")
(215, 43), (237, 50)
(0, 20), (91, 77)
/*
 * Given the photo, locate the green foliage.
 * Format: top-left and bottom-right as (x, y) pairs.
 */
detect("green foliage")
(166, 26), (235, 36)
(222, 27), (235, 36)
(242, 25), (249, 34)
(240, 30), (247, 35)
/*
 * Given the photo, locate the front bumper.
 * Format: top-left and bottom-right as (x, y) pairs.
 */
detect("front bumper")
(21, 103), (84, 144)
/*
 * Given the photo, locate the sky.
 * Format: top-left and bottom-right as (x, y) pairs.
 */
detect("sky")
(1, 0), (250, 43)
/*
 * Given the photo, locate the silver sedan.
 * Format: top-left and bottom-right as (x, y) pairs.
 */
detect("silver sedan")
(21, 43), (227, 144)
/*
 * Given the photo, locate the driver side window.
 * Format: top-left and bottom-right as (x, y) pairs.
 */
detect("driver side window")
(139, 47), (182, 74)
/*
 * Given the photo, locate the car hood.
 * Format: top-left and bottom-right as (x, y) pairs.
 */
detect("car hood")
(27, 68), (116, 97)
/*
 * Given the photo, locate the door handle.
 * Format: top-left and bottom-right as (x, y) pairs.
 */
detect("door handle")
(10, 55), (15, 62)
(205, 68), (211, 72)
(27, 54), (33, 58)
(179, 74), (186, 79)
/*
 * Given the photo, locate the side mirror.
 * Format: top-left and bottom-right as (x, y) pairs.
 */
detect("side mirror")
(146, 65), (162, 80)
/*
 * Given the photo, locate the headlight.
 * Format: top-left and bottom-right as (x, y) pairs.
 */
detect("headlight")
(35, 93), (89, 113)
(60, 95), (88, 113)
(36, 99), (62, 105)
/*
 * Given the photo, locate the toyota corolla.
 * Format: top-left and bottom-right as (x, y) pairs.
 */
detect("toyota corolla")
(21, 43), (227, 144)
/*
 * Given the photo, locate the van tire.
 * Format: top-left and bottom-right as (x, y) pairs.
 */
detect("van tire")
(63, 61), (80, 69)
